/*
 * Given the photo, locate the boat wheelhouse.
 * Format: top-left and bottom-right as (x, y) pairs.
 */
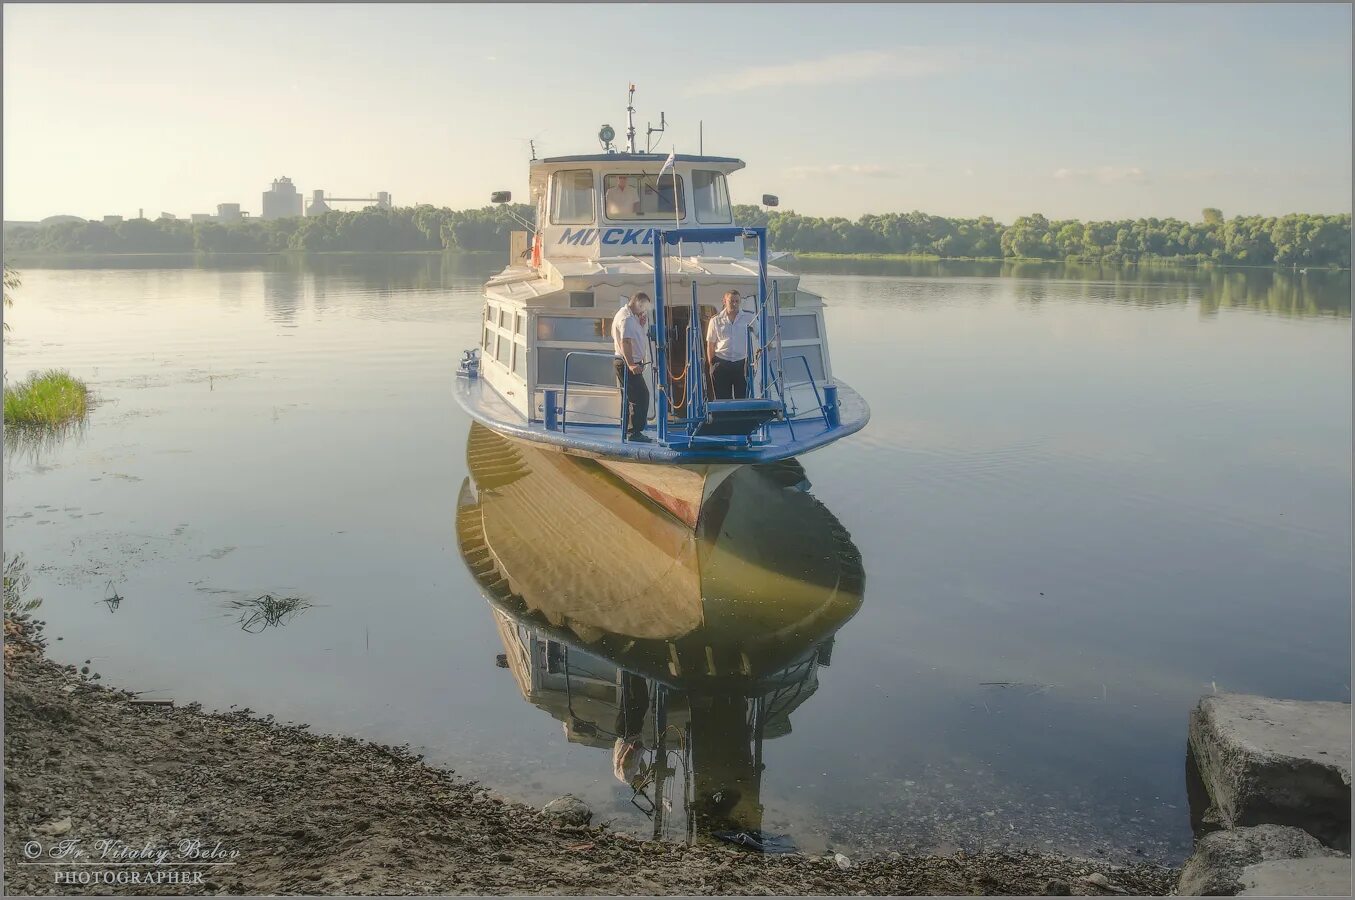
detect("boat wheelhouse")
(455, 89), (869, 527)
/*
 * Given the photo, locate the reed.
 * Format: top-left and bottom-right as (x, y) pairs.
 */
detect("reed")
(3, 370), (90, 430)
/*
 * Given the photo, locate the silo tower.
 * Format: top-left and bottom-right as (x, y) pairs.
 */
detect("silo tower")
(305, 190), (331, 217)
(262, 176), (303, 220)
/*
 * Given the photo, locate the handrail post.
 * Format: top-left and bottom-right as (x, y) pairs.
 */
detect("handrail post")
(650, 229), (668, 444)
(561, 356), (572, 433)
(772, 280), (786, 400)
(757, 229), (770, 402)
(620, 360), (629, 441)
(690, 281), (702, 434)
(744, 329), (754, 398)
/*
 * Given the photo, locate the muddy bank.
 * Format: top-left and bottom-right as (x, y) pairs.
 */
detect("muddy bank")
(4, 618), (1175, 896)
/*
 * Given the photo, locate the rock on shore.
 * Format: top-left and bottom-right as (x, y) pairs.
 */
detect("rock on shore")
(1175, 825), (1342, 895)
(1188, 693), (1351, 852)
(3, 619), (1176, 896)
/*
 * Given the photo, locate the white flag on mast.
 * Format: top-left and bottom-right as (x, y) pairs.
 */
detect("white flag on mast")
(659, 150), (675, 176)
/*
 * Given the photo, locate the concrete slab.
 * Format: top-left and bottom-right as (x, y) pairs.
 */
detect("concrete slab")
(1237, 857), (1352, 897)
(1177, 824), (1342, 895)
(1189, 693), (1351, 851)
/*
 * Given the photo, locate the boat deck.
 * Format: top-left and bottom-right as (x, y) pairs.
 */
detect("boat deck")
(453, 372), (870, 465)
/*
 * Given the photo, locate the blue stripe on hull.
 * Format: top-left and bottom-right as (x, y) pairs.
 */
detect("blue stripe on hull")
(453, 373), (870, 465)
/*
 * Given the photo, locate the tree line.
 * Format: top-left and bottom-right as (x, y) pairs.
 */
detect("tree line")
(733, 206), (1350, 267)
(4, 204), (1348, 267)
(2, 204), (536, 255)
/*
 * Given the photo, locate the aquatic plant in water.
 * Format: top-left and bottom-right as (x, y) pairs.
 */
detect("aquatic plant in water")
(3, 369), (90, 430)
(226, 594), (312, 633)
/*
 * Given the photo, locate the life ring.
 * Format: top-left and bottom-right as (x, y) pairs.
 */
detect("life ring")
(532, 233), (542, 268)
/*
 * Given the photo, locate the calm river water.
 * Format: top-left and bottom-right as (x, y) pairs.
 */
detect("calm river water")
(3, 253), (1350, 864)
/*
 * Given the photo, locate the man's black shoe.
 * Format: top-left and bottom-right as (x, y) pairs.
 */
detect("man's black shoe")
(627, 433), (656, 443)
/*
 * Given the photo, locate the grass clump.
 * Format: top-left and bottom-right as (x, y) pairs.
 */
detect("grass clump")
(226, 594), (313, 633)
(3, 369), (90, 430)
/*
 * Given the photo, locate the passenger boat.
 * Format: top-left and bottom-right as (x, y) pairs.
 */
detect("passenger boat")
(454, 88), (869, 527)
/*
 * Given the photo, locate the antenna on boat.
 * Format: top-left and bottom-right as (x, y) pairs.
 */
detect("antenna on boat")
(528, 139), (537, 161)
(646, 111), (667, 153)
(625, 83), (638, 154)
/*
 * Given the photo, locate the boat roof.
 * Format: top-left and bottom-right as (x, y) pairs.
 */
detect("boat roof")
(538, 153), (743, 166)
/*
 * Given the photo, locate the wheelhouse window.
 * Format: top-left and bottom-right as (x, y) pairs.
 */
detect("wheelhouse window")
(692, 170), (732, 224)
(604, 174), (685, 220)
(550, 170), (595, 225)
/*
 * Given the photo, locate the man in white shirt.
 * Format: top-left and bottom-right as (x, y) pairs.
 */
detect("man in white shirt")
(705, 289), (756, 400)
(605, 176), (640, 219)
(612, 292), (653, 442)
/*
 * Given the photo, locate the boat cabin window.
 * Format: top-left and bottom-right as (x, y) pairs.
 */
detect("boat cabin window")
(692, 170), (732, 224)
(550, 170), (595, 225)
(536, 316), (610, 342)
(779, 314), (819, 341)
(536, 347), (615, 386)
(604, 173), (685, 220)
(782, 346), (826, 384)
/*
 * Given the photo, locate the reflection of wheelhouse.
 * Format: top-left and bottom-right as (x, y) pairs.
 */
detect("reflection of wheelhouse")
(492, 608), (833, 749)
(476, 154), (833, 427)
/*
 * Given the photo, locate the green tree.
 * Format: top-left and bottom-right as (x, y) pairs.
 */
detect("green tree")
(2, 265), (19, 334)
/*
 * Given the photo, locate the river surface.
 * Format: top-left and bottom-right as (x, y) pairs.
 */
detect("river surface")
(3, 253), (1350, 864)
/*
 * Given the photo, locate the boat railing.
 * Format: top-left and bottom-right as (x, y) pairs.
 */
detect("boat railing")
(773, 353), (832, 427)
(558, 349), (634, 438)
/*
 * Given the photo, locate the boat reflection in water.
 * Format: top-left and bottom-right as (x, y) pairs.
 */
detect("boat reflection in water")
(456, 423), (865, 846)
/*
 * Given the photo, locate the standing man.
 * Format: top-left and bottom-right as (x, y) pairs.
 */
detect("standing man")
(705, 289), (756, 400)
(612, 293), (653, 442)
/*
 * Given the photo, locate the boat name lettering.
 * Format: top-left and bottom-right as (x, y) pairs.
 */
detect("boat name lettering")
(556, 228), (656, 247)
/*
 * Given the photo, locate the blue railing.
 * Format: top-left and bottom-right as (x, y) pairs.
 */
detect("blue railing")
(775, 353), (831, 427)
(559, 349), (628, 436)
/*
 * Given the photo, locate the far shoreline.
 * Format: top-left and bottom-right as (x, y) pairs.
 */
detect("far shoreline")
(2, 248), (1348, 274)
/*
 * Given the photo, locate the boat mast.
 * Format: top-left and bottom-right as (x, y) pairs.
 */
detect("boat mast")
(625, 84), (638, 154)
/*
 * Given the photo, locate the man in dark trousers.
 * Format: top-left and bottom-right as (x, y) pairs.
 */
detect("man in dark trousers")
(611, 292), (653, 442)
(705, 289), (756, 400)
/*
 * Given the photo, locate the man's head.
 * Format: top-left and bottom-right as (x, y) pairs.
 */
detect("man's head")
(631, 291), (652, 317)
(722, 290), (742, 317)
(616, 176), (628, 190)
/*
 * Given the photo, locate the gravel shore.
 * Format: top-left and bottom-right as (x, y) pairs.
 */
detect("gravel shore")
(4, 616), (1177, 896)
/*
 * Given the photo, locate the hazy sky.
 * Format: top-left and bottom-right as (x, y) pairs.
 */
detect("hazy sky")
(4, 3), (1351, 223)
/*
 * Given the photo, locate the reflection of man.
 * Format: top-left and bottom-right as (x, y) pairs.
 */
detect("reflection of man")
(611, 293), (653, 442)
(705, 290), (756, 400)
(605, 176), (640, 218)
(611, 672), (651, 789)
